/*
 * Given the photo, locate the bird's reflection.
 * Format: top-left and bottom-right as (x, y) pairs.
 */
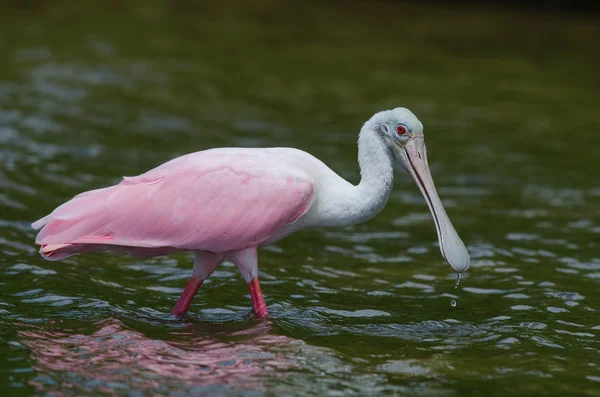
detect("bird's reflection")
(20, 318), (299, 394)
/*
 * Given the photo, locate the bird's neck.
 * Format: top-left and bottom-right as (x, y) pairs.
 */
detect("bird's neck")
(353, 119), (395, 221)
(322, 119), (394, 227)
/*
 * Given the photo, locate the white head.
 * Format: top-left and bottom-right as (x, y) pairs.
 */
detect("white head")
(371, 107), (470, 273)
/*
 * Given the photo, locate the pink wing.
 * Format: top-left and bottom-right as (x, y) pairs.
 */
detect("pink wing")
(33, 150), (315, 260)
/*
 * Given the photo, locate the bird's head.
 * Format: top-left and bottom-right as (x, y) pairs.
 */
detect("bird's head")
(376, 107), (470, 273)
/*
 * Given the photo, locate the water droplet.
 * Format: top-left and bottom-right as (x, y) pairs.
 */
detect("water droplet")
(451, 273), (461, 307)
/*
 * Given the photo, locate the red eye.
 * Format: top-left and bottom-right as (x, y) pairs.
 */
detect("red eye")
(396, 125), (407, 135)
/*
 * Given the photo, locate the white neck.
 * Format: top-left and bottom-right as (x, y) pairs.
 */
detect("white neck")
(312, 116), (395, 228)
(352, 117), (395, 223)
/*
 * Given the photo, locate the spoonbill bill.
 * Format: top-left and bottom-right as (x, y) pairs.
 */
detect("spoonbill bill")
(32, 107), (470, 319)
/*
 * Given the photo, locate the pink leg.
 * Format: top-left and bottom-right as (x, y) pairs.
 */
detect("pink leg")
(247, 277), (269, 319)
(230, 247), (269, 319)
(171, 251), (222, 315)
(172, 277), (203, 315)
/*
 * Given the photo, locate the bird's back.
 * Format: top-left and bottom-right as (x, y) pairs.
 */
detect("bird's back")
(33, 147), (316, 260)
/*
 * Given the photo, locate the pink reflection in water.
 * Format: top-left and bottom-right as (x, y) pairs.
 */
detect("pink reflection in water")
(20, 319), (299, 394)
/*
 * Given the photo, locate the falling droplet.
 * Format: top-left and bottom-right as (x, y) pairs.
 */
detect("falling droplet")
(451, 273), (461, 308)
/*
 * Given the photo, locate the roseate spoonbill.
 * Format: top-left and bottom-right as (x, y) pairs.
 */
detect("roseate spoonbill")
(32, 107), (470, 319)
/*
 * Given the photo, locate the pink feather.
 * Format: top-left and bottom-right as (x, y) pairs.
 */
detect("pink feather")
(33, 149), (315, 260)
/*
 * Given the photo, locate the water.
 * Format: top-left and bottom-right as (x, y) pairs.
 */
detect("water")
(451, 273), (460, 307)
(1, 1), (600, 396)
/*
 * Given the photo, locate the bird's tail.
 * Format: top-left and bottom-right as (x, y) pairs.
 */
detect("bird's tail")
(32, 187), (114, 260)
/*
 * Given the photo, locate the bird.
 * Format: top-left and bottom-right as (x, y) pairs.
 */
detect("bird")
(32, 107), (470, 319)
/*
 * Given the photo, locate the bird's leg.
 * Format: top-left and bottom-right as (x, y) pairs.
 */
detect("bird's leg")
(171, 251), (223, 315)
(247, 277), (268, 319)
(230, 247), (269, 319)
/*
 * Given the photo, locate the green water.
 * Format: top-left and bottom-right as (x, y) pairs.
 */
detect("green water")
(1, 1), (600, 395)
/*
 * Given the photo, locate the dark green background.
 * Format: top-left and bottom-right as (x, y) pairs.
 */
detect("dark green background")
(1, 1), (599, 396)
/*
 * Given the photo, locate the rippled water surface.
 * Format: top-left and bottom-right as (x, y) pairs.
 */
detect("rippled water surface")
(1, 1), (600, 396)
